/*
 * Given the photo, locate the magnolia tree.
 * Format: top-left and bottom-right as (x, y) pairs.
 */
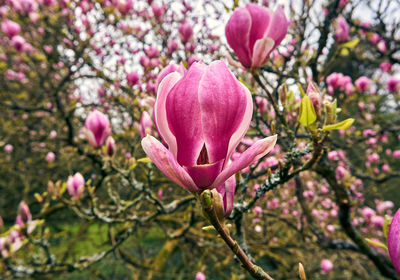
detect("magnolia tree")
(0, 0), (400, 279)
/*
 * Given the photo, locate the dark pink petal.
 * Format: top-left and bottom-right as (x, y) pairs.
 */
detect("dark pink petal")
(154, 72), (182, 159)
(216, 175), (236, 217)
(265, 6), (288, 50)
(141, 135), (199, 192)
(245, 4), (271, 55)
(388, 208), (400, 275)
(198, 60), (253, 166)
(184, 159), (224, 189)
(211, 135), (277, 189)
(166, 63), (207, 166)
(225, 7), (252, 68)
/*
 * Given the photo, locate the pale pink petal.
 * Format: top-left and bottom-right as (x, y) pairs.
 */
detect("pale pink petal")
(166, 63), (207, 166)
(198, 60), (252, 165)
(141, 135), (198, 192)
(84, 129), (98, 147)
(154, 72), (182, 159)
(251, 36), (274, 68)
(225, 7), (252, 68)
(211, 135), (277, 189)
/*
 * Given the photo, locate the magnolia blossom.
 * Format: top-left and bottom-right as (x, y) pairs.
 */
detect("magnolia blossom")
(1, 19), (21, 38)
(355, 76), (371, 92)
(141, 61), (276, 215)
(67, 172), (85, 199)
(4, 144), (13, 153)
(45, 152), (55, 162)
(321, 259), (334, 273)
(225, 4), (288, 68)
(388, 208), (400, 275)
(84, 109), (111, 148)
(178, 20), (193, 43)
(335, 15), (349, 43)
(126, 72), (139, 87)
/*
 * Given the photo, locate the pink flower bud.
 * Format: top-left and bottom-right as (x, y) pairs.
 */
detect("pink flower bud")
(195, 272), (206, 280)
(394, 150), (400, 159)
(11, 35), (26, 52)
(225, 4), (288, 68)
(387, 77), (399, 93)
(106, 136), (115, 156)
(16, 201), (31, 225)
(320, 259), (333, 273)
(140, 111), (153, 138)
(49, 130), (57, 139)
(84, 109), (111, 148)
(306, 82), (322, 119)
(335, 15), (349, 42)
(45, 152), (55, 162)
(4, 144), (13, 153)
(1, 19), (21, 38)
(67, 172), (85, 199)
(126, 72), (140, 87)
(361, 207), (375, 219)
(380, 62), (392, 72)
(178, 20), (193, 43)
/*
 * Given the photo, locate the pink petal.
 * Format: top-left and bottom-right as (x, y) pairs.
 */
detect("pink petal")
(211, 135), (277, 189)
(251, 36), (275, 68)
(216, 175), (236, 217)
(154, 72), (182, 159)
(198, 60), (253, 166)
(389, 208), (400, 275)
(225, 7), (252, 68)
(184, 159), (224, 189)
(265, 6), (288, 50)
(141, 135), (199, 192)
(245, 4), (271, 55)
(166, 63), (207, 166)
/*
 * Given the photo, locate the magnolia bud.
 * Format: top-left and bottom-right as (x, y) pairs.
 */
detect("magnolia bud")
(17, 201), (31, 225)
(306, 82), (322, 120)
(67, 173), (85, 199)
(106, 136), (115, 156)
(211, 189), (225, 223)
(0, 216), (3, 233)
(299, 262), (307, 280)
(279, 84), (288, 107)
(324, 100), (336, 125)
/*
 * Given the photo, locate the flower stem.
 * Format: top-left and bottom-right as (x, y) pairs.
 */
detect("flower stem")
(200, 190), (274, 280)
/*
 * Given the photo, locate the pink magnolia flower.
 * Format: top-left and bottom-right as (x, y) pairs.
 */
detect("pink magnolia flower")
(1, 19), (21, 38)
(178, 20), (193, 43)
(388, 208), (400, 275)
(335, 15), (349, 43)
(355, 76), (370, 92)
(11, 35), (26, 52)
(225, 4), (288, 68)
(141, 60), (277, 194)
(126, 72), (140, 87)
(321, 259), (334, 273)
(387, 77), (399, 93)
(67, 172), (85, 199)
(84, 109), (111, 148)
(380, 62), (392, 72)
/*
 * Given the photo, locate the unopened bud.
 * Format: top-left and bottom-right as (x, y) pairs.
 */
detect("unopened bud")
(299, 262), (307, 280)
(271, 120), (276, 135)
(279, 84), (287, 107)
(67, 173), (85, 199)
(17, 201), (31, 225)
(106, 136), (115, 156)
(211, 189), (225, 223)
(324, 101), (336, 125)
(48, 180), (58, 199)
(0, 216), (3, 233)
(306, 82), (322, 120)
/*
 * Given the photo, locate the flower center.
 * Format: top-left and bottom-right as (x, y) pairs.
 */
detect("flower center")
(196, 144), (209, 165)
